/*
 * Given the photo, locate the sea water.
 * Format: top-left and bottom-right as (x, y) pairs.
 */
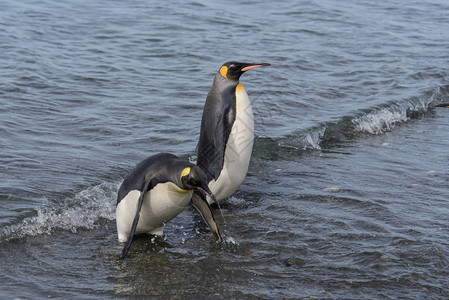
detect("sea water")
(1, 0), (448, 298)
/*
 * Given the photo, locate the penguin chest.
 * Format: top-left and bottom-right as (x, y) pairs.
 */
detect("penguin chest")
(116, 182), (192, 242)
(138, 182), (193, 232)
(210, 83), (254, 200)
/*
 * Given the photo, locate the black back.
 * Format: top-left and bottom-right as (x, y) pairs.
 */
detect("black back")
(117, 153), (187, 204)
(196, 73), (238, 181)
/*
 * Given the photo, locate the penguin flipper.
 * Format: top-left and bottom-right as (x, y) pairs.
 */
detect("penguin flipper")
(119, 176), (153, 259)
(209, 104), (235, 179)
(192, 192), (222, 242)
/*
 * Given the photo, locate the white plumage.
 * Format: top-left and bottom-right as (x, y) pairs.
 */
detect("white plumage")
(208, 83), (254, 203)
(116, 182), (192, 242)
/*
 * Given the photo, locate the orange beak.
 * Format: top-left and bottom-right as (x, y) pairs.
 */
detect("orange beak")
(241, 63), (271, 72)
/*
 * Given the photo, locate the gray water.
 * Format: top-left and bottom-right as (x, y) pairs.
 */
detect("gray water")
(1, 0), (449, 298)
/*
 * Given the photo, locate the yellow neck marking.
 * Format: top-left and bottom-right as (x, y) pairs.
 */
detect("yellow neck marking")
(177, 187), (189, 193)
(219, 66), (228, 79)
(236, 82), (245, 92)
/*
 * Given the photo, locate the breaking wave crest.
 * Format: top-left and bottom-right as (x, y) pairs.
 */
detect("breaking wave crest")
(352, 107), (408, 135)
(255, 84), (449, 154)
(0, 181), (120, 241)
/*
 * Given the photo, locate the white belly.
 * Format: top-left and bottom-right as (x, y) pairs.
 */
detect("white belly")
(116, 182), (193, 242)
(208, 83), (254, 203)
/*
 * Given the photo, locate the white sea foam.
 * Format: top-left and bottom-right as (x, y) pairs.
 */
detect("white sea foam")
(225, 196), (249, 208)
(224, 236), (238, 245)
(352, 93), (435, 135)
(304, 127), (325, 150)
(352, 107), (409, 135)
(1, 181), (120, 240)
(279, 126), (325, 151)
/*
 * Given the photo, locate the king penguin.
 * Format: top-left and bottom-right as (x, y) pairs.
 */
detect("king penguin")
(194, 61), (270, 205)
(116, 153), (222, 259)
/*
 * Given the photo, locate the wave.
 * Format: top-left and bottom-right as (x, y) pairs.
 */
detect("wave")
(255, 84), (449, 154)
(2, 85), (447, 241)
(0, 181), (119, 241)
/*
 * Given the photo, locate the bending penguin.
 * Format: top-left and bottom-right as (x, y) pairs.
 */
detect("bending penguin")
(194, 61), (270, 205)
(116, 153), (221, 259)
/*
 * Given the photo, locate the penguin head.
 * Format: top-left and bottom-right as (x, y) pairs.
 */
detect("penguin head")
(180, 165), (217, 203)
(219, 61), (270, 81)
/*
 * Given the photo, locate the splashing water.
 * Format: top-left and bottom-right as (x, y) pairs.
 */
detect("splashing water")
(215, 199), (227, 226)
(1, 181), (119, 241)
(224, 236), (238, 246)
(352, 108), (409, 135)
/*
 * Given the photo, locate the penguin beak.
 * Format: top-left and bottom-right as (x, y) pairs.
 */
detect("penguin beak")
(195, 185), (218, 205)
(241, 63), (271, 72)
(436, 103), (449, 108)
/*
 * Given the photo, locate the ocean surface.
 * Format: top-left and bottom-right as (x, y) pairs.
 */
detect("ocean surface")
(1, 0), (448, 298)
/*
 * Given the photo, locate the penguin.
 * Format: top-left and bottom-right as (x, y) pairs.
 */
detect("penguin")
(436, 103), (449, 108)
(194, 61), (270, 205)
(116, 153), (221, 259)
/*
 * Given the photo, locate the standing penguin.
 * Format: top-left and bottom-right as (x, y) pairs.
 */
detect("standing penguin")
(195, 61), (270, 204)
(116, 153), (221, 259)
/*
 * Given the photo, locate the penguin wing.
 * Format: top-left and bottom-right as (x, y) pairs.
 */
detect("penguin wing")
(211, 104), (235, 177)
(118, 154), (178, 259)
(197, 82), (236, 181)
(119, 173), (158, 259)
(197, 103), (235, 181)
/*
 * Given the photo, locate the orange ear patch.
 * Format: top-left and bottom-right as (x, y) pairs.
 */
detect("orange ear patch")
(180, 167), (191, 180)
(220, 66), (228, 79)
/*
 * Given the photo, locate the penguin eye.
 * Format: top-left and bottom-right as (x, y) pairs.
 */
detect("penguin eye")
(229, 64), (237, 71)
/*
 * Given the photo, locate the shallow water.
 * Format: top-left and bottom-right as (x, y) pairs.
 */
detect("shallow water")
(1, 0), (449, 298)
